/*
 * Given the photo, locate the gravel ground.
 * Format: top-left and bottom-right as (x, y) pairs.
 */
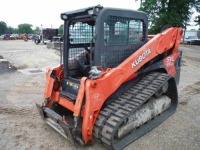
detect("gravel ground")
(0, 40), (199, 150)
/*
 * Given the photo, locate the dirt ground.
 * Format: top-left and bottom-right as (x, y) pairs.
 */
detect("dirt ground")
(0, 40), (199, 150)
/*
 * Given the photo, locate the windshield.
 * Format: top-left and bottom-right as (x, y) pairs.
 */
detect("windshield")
(67, 19), (95, 78)
(68, 21), (95, 58)
(69, 22), (95, 44)
(188, 36), (198, 39)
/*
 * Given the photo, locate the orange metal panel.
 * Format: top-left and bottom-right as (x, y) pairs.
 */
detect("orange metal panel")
(44, 68), (54, 99)
(148, 35), (155, 38)
(58, 97), (75, 112)
(163, 52), (180, 76)
(81, 27), (183, 144)
(74, 77), (87, 117)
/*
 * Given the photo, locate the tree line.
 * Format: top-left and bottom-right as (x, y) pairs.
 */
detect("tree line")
(0, 21), (64, 35)
(0, 21), (40, 35)
(139, 0), (200, 33)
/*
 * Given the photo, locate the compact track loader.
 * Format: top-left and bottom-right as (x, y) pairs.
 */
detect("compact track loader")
(36, 5), (182, 150)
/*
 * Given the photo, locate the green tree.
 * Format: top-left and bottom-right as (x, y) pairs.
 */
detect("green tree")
(18, 23), (33, 34)
(6, 26), (13, 34)
(33, 26), (40, 34)
(7, 27), (19, 34)
(0, 21), (7, 35)
(194, 15), (200, 30)
(6, 26), (19, 34)
(58, 24), (64, 35)
(140, 0), (200, 34)
(13, 28), (19, 34)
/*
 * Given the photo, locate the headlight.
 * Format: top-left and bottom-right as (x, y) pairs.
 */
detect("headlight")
(88, 9), (94, 15)
(61, 14), (68, 20)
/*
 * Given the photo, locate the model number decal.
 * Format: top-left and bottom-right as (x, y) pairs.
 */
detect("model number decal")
(166, 56), (175, 66)
(131, 49), (152, 68)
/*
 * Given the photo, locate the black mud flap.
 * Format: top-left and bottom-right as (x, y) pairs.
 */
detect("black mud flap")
(35, 103), (84, 145)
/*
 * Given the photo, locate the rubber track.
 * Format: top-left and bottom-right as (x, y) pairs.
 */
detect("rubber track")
(93, 72), (176, 150)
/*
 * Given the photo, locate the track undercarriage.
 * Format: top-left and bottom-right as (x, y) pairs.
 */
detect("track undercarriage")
(93, 72), (178, 150)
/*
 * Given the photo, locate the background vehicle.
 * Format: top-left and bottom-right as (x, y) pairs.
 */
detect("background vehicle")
(23, 34), (28, 41)
(31, 34), (37, 41)
(28, 34), (33, 40)
(0, 34), (5, 40)
(35, 28), (58, 44)
(10, 34), (19, 40)
(181, 36), (200, 45)
(36, 6), (182, 150)
(1, 34), (11, 40)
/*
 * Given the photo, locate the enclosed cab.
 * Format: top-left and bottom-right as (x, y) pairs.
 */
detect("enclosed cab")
(60, 6), (148, 100)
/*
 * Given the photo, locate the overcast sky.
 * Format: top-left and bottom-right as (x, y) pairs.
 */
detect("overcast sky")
(0, 0), (140, 28)
(0, 0), (198, 30)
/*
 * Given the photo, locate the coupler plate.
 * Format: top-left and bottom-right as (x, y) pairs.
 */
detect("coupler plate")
(36, 103), (84, 145)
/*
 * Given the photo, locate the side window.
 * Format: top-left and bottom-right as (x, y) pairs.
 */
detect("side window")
(129, 20), (143, 44)
(104, 23), (109, 44)
(104, 16), (143, 46)
(114, 21), (128, 45)
(69, 22), (95, 44)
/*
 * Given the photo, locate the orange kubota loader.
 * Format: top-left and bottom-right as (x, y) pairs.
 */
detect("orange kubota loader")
(36, 6), (182, 150)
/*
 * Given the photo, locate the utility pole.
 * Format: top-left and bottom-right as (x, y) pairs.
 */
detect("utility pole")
(140, 0), (142, 8)
(41, 24), (43, 43)
(182, 23), (186, 44)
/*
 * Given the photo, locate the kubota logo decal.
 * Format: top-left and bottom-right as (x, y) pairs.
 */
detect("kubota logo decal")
(131, 49), (152, 68)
